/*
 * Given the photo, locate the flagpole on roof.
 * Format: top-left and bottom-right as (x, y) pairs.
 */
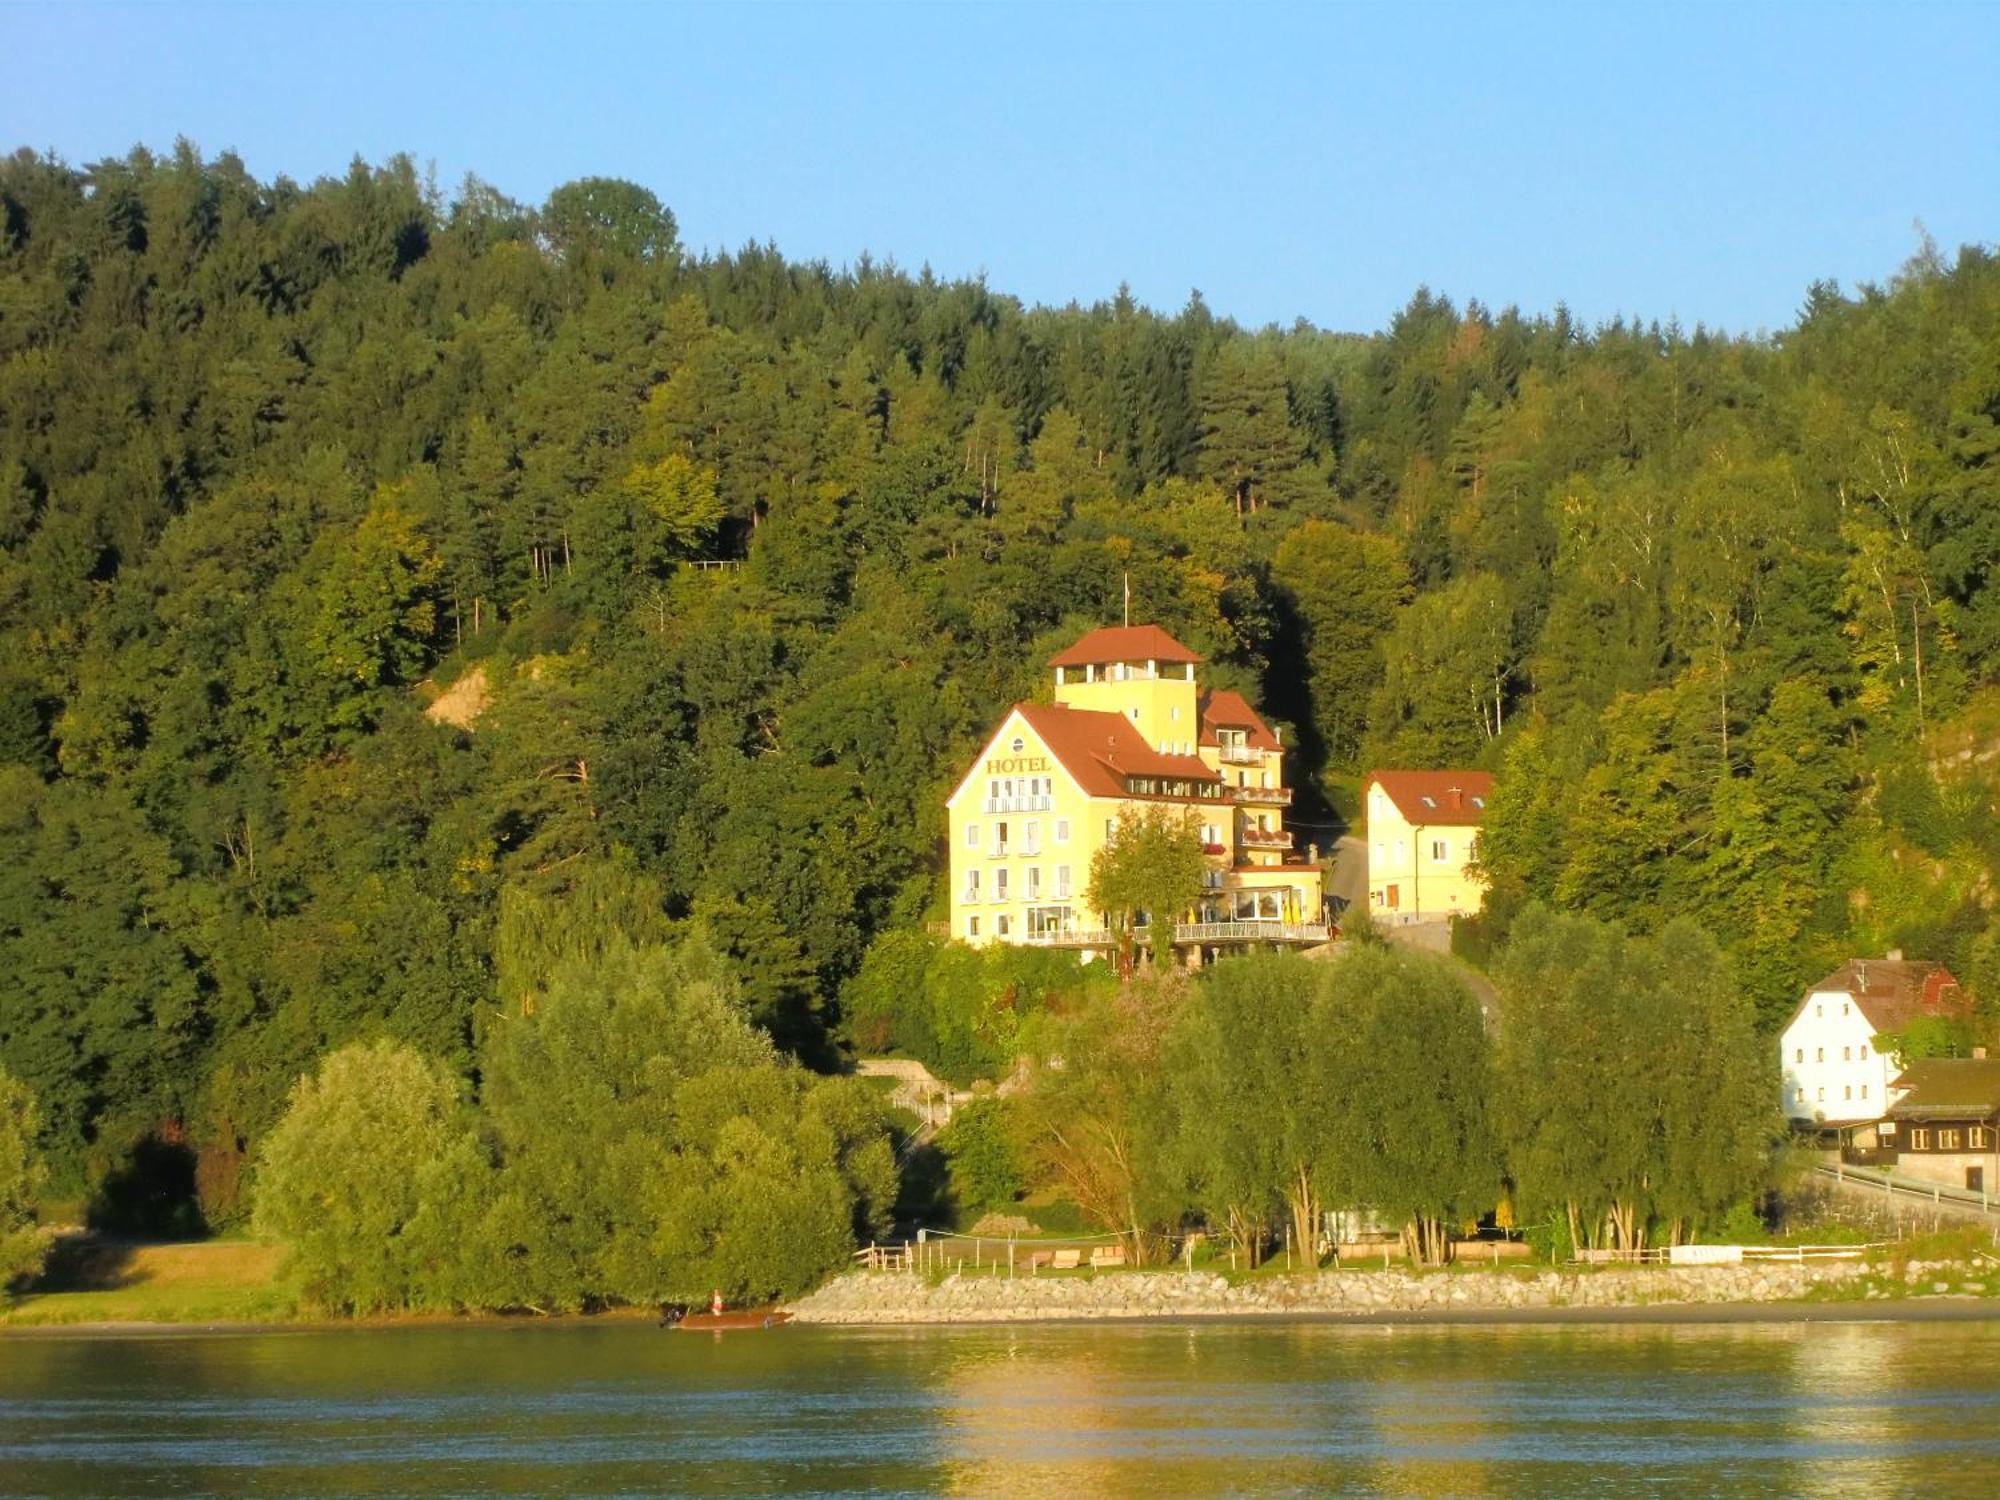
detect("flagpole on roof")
(1123, 572), (1130, 627)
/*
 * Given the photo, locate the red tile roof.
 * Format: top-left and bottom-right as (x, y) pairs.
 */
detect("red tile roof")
(1198, 689), (1281, 751)
(1803, 960), (1965, 1034)
(1365, 770), (1494, 827)
(1048, 624), (1203, 668)
(1015, 702), (1221, 799)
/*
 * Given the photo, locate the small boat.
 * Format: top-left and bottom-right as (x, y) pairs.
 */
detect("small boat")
(673, 1307), (790, 1331)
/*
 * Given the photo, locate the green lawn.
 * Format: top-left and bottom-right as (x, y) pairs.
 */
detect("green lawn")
(1, 1238), (299, 1328)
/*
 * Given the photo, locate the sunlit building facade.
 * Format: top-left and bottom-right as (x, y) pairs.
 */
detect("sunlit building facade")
(945, 625), (1327, 960)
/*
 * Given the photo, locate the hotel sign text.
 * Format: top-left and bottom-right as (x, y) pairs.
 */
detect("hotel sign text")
(986, 756), (1050, 774)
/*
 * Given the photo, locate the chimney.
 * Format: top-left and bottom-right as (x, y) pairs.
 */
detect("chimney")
(1446, 786), (1463, 811)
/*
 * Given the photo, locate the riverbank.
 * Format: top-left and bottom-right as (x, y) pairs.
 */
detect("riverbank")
(11, 1241), (1998, 1337)
(786, 1257), (2000, 1325)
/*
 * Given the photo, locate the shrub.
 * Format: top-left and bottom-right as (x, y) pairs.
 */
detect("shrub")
(842, 932), (1103, 1086)
(253, 1041), (462, 1313)
(0, 1066), (48, 1290)
(938, 1098), (1023, 1211)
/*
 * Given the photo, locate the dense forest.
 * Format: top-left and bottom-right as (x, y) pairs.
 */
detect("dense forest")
(2, 143), (1998, 1230)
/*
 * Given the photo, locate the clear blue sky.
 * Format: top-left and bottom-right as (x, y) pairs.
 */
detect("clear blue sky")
(4, 1), (1995, 335)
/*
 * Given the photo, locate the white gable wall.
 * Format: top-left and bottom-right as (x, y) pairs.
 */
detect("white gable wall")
(1779, 990), (1897, 1123)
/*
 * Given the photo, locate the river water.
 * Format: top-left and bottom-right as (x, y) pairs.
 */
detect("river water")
(3, 1318), (1999, 1496)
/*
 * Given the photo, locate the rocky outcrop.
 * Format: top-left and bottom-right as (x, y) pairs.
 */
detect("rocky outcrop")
(787, 1260), (1930, 1324)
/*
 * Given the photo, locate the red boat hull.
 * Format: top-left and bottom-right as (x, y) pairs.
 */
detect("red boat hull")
(675, 1309), (791, 1331)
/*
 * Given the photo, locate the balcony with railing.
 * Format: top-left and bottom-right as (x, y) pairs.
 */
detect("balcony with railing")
(1019, 919), (1330, 950)
(1226, 784), (1292, 806)
(1238, 826), (1294, 849)
(1217, 745), (1264, 765)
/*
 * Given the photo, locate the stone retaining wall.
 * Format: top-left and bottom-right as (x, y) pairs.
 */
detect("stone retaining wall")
(786, 1260), (1949, 1324)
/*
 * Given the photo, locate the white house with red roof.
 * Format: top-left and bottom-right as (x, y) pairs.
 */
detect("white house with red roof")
(1779, 957), (1967, 1133)
(1362, 770), (1494, 923)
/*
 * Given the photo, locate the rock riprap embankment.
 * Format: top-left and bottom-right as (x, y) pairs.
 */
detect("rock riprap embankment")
(786, 1260), (1948, 1323)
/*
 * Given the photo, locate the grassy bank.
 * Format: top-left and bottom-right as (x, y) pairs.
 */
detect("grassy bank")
(1, 1238), (298, 1328)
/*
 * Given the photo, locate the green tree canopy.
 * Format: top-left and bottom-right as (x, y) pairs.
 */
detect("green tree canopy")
(1087, 804), (1207, 969)
(253, 1040), (463, 1313)
(1493, 905), (1773, 1252)
(0, 1065), (47, 1288)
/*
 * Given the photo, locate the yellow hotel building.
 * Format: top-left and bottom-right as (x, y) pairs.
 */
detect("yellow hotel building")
(946, 625), (1328, 960)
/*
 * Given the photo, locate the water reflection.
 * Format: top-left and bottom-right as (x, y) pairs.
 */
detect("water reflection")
(2, 1319), (1999, 1496)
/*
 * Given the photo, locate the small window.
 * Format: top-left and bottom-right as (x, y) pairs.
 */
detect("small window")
(996, 915), (1010, 936)
(1842, 1046), (1851, 1061)
(1027, 867), (1041, 899)
(1817, 1087), (1825, 1102)
(1011, 736), (1025, 753)
(995, 870), (1009, 900)
(1844, 1086), (1852, 1101)
(1816, 1047), (1824, 1062)
(968, 916), (979, 937)
(1911, 1127), (1931, 1149)
(1431, 839), (1448, 862)
(966, 823), (980, 847)
(1056, 865), (1070, 899)
(1941, 1129), (1962, 1151)
(1972, 1126), (1993, 1149)
(1056, 819), (1069, 843)
(1795, 1048), (1803, 1064)
(1861, 1084), (1869, 1099)
(1842, 1002), (1850, 1017)
(1816, 1003), (1823, 1018)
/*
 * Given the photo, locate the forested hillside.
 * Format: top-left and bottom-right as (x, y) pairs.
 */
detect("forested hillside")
(2, 144), (1997, 1220)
